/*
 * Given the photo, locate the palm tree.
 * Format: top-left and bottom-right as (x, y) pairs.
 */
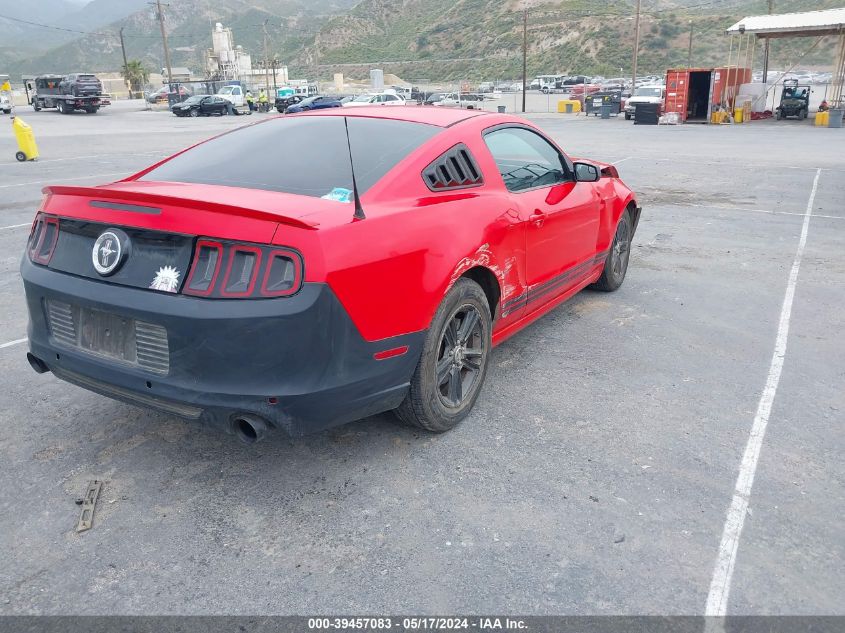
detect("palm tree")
(122, 60), (149, 98)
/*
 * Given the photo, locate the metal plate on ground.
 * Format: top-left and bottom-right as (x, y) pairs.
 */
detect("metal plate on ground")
(76, 480), (102, 533)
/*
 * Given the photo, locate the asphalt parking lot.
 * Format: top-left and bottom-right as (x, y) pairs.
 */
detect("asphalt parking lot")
(0, 101), (842, 616)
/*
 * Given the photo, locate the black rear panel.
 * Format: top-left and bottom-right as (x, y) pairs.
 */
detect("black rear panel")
(47, 219), (194, 293)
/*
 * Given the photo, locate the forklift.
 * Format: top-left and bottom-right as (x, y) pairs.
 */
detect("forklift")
(776, 79), (810, 120)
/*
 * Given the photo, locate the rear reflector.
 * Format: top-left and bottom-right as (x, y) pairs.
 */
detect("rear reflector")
(374, 346), (409, 360)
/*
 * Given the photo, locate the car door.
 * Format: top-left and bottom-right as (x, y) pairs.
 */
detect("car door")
(483, 126), (601, 311)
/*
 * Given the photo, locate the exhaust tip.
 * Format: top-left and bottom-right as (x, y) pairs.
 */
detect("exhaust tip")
(232, 414), (269, 445)
(27, 353), (50, 374)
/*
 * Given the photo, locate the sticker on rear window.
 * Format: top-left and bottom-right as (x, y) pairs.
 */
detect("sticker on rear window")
(321, 187), (352, 203)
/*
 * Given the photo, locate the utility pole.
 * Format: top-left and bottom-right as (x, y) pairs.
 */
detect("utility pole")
(119, 27), (130, 97)
(152, 0), (173, 87)
(762, 0), (773, 83)
(263, 19), (271, 98)
(631, 0), (641, 91)
(521, 9), (527, 113)
(687, 20), (693, 67)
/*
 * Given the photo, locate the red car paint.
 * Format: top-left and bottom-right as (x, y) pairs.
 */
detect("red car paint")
(39, 107), (637, 347)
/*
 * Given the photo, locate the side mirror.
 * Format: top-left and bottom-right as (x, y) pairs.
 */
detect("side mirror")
(573, 162), (600, 182)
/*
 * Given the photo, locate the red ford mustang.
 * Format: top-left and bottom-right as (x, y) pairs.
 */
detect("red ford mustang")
(22, 107), (639, 443)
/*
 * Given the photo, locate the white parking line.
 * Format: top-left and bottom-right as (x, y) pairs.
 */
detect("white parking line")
(0, 223), (30, 231)
(705, 167), (821, 616)
(0, 338), (27, 350)
(612, 157), (632, 165)
(651, 203), (844, 221)
(0, 172), (128, 189)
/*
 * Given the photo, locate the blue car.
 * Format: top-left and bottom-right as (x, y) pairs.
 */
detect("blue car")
(285, 95), (343, 114)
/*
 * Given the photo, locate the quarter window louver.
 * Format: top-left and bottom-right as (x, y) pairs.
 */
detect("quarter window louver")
(422, 144), (484, 191)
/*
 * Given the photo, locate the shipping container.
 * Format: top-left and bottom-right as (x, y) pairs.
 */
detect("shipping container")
(664, 67), (752, 123)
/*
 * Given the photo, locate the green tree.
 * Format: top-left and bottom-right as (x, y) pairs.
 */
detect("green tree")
(121, 60), (149, 97)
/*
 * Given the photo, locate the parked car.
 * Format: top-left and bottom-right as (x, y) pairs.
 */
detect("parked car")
(171, 95), (229, 117)
(566, 84), (601, 98)
(276, 94), (302, 112)
(60, 73), (102, 97)
(21, 108), (639, 443)
(433, 93), (484, 109)
(0, 93), (10, 115)
(285, 95), (343, 113)
(623, 85), (666, 120)
(343, 92), (406, 107)
(147, 85), (191, 103)
(563, 75), (590, 86)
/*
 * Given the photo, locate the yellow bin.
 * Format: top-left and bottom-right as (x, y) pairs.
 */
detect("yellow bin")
(557, 99), (581, 114)
(815, 111), (829, 127)
(733, 107), (744, 124)
(13, 117), (39, 162)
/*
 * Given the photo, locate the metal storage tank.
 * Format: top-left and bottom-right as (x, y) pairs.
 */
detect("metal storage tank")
(370, 69), (384, 92)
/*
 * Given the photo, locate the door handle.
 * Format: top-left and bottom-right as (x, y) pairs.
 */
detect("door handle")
(530, 209), (546, 227)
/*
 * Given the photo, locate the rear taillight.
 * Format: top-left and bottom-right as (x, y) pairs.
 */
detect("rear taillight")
(184, 239), (302, 299)
(27, 213), (60, 265)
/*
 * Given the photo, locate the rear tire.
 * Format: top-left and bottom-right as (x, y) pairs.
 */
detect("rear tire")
(15, 151), (26, 162)
(593, 209), (633, 292)
(396, 278), (492, 432)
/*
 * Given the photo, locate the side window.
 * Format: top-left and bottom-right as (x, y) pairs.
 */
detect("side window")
(483, 127), (569, 192)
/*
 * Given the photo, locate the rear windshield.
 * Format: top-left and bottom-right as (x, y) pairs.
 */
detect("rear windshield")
(140, 116), (440, 198)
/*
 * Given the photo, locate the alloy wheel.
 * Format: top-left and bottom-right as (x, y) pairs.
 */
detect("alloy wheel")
(435, 305), (486, 408)
(610, 215), (631, 280)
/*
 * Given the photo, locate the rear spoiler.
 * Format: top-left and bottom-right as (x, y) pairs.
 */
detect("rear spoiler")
(42, 185), (319, 231)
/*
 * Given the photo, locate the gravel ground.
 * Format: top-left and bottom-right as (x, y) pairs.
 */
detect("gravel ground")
(0, 101), (842, 615)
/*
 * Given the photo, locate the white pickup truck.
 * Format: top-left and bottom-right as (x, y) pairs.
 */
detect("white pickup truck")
(624, 85), (665, 120)
(216, 84), (252, 115)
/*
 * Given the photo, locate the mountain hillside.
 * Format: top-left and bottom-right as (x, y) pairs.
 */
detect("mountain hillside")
(294, 0), (843, 81)
(3, 0), (841, 81)
(3, 0), (357, 76)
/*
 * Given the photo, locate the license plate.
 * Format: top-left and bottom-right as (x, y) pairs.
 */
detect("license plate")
(78, 307), (137, 363)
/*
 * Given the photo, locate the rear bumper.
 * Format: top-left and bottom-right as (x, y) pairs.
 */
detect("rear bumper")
(21, 258), (424, 437)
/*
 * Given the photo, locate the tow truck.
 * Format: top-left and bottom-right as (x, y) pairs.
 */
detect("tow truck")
(24, 74), (111, 114)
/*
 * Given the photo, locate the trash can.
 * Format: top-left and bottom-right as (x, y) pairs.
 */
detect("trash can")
(12, 116), (39, 162)
(497, 105), (506, 113)
(815, 111), (829, 127)
(634, 102), (660, 125)
(600, 103), (611, 119)
(829, 108), (844, 128)
(733, 107), (744, 123)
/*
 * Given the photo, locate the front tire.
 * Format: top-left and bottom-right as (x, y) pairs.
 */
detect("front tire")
(190, 108), (199, 117)
(593, 209), (633, 292)
(396, 278), (492, 432)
